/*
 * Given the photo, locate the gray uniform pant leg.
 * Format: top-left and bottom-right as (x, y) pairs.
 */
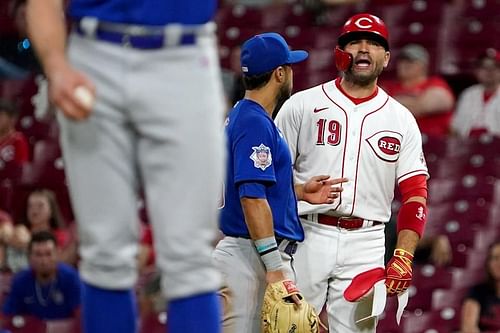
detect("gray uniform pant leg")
(62, 31), (224, 297)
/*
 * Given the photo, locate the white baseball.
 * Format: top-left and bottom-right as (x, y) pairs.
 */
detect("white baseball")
(73, 86), (95, 109)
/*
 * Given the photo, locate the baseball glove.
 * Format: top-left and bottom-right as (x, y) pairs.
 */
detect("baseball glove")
(261, 279), (320, 333)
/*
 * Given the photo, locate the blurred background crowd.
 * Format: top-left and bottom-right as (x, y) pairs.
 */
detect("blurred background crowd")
(0, 0), (499, 332)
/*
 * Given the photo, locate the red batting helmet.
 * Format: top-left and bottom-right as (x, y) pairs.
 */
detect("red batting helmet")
(338, 13), (389, 50)
(335, 13), (389, 72)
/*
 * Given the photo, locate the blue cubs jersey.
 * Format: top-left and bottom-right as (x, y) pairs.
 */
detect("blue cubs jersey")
(2, 263), (81, 320)
(220, 99), (304, 242)
(68, 0), (217, 25)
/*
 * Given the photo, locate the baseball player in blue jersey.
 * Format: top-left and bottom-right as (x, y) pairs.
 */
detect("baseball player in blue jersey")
(213, 32), (347, 332)
(25, 1), (225, 333)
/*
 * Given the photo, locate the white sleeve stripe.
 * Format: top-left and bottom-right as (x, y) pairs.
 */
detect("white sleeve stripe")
(398, 170), (429, 183)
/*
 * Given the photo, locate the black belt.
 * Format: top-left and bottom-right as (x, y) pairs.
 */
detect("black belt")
(232, 236), (298, 256)
(73, 20), (198, 49)
(276, 237), (298, 256)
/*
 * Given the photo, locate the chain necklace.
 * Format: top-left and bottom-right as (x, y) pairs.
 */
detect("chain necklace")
(35, 279), (57, 307)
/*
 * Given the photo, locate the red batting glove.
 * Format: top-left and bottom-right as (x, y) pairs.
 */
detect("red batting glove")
(385, 248), (413, 297)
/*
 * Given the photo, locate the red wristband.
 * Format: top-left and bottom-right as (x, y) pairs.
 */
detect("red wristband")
(396, 201), (427, 237)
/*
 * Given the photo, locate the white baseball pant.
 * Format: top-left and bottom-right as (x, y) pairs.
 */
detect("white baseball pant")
(294, 220), (386, 333)
(213, 237), (296, 333)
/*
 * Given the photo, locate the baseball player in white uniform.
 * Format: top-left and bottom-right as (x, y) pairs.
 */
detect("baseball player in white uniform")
(275, 13), (430, 332)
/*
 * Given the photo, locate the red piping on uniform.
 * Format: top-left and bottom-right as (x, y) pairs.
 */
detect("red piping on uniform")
(321, 81), (348, 211)
(352, 97), (389, 216)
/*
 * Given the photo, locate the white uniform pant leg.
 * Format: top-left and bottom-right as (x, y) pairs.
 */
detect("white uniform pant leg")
(130, 32), (226, 300)
(326, 224), (386, 333)
(61, 35), (141, 289)
(213, 237), (295, 333)
(293, 221), (338, 313)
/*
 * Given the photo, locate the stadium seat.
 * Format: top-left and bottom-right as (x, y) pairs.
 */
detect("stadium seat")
(381, 0), (447, 26)
(412, 264), (453, 291)
(389, 24), (441, 51)
(428, 175), (496, 204)
(432, 287), (468, 312)
(406, 286), (433, 312)
(461, 0), (500, 20)
(450, 267), (485, 291)
(403, 310), (457, 333)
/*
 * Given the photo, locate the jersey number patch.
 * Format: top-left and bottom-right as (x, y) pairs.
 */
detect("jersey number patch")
(316, 119), (341, 146)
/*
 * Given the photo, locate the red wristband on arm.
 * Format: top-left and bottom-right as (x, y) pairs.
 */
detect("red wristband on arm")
(396, 201), (427, 237)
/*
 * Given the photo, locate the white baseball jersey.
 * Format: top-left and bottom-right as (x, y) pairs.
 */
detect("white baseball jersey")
(451, 84), (500, 138)
(275, 78), (429, 222)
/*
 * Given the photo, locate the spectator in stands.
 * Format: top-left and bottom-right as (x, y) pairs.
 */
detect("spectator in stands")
(451, 48), (500, 138)
(383, 44), (455, 137)
(22, 189), (78, 266)
(0, 231), (81, 324)
(461, 240), (500, 332)
(23, 189), (67, 245)
(414, 234), (452, 267)
(0, 99), (30, 178)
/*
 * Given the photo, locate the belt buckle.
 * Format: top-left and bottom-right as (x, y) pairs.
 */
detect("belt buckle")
(337, 216), (349, 229)
(337, 217), (361, 230)
(122, 33), (132, 47)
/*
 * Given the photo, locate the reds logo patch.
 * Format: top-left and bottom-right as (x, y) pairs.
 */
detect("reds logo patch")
(366, 131), (403, 162)
(250, 144), (272, 171)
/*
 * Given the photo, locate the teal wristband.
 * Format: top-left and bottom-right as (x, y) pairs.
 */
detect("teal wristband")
(254, 237), (284, 272)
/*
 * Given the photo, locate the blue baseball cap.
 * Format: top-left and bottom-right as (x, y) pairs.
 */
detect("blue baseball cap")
(240, 32), (309, 76)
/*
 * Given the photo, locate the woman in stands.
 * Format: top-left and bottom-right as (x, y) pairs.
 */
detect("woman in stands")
(461, 240), (500, 332)
(23, 189), (78, 265)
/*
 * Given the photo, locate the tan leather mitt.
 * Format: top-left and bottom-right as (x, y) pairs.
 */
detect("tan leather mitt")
(261, 279), (320, 333)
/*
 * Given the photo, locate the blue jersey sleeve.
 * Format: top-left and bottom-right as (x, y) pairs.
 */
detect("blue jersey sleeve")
(238, 182), (267, 199)
(232, 115), (277, 185)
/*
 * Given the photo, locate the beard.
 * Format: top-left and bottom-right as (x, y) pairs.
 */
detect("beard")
(344, 61), (385, 87)
(272, 80), (292, 119)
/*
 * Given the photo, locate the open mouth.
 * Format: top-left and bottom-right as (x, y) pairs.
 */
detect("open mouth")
(354, 58), (372, 69)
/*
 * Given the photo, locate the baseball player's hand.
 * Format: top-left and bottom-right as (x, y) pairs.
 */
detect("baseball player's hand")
(300, 175), (348, 204)
(45, 56), (96, 121)
(385, 248), (413, 296)
(266, 271), (301, 306)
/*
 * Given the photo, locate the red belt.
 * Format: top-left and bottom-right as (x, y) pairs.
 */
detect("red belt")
(316, 215), (382, 230)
